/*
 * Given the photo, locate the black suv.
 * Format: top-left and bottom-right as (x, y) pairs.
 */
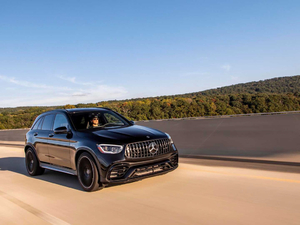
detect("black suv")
(25, 108), (178, 191)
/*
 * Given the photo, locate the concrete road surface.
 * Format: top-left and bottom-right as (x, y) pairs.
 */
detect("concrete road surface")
(1, 146), (300, 225)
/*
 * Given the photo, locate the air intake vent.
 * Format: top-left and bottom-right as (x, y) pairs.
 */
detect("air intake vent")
(109, 166), (128, 179)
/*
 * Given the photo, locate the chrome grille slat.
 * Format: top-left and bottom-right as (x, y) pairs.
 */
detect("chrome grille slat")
(139, 143), (142, 157)
(125, 138), (171, 159)
(158, 139), (162, 155)
(134, 143), (138, 157)
(143, 142), (146, 158)
(163, 139), (167, 153)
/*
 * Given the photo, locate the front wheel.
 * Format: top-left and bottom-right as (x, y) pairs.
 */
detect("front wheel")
(25, 148), (45, 176)
(77, 153), (100, 192)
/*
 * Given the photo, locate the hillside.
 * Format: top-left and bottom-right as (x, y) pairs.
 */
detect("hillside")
(99, 75), (300, 103)
(170, 75), (299, 98)
(0, 75), (300, 129)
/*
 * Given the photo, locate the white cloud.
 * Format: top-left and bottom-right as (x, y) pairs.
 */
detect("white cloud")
(0, 75), (128, 107)
(230, 75), (239, 81)
(72, 92), (90, 97)
(221, 64), (231, 71)
(57, 75), (76, 83)
(56, 75), (100, 86)
(0, 75), (72, 91)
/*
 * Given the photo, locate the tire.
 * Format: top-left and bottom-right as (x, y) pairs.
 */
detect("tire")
(77, 152), (100, 192)
(25, 148), (45, 176)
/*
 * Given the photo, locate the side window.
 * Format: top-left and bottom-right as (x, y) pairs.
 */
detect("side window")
(69, 114), (87, 130)
(53, 114), (69, 130)
(41, 114), (55, 131)
(38, 117), (44, 130)
(32, 118), (41, 130)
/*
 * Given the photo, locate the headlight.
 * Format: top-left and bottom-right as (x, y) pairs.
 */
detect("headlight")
(165, 133), (174, 144)
(165, 133), (177, 151)
(97, 144), (123, 154)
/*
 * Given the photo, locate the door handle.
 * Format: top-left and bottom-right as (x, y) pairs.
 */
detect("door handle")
(49, 133), (54, 137)
(34, 133), (38, 136)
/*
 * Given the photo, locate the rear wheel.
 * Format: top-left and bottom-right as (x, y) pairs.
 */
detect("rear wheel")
(77, 153), (100, 192)
(25, 148), (45, 176)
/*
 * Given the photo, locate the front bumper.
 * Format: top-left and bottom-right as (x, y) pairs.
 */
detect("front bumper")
(100, 152), (178, 185)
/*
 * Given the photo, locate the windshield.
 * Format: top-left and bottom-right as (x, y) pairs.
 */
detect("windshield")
(69, 110), (129, 131)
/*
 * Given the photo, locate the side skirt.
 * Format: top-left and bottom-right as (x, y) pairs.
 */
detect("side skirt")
(40, 163), (77, 176)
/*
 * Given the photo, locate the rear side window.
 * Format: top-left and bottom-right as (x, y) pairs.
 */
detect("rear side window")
(38, 117), (44, 130)
(53, 114), (69, 130)
(32, 118), (41, 130)
(41, 114), (55, 131)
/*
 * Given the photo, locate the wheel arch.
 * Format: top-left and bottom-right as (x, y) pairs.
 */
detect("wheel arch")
(75, 148), (103, 184)
(24, 144), (42, 167)
(24, 143), (37, 155)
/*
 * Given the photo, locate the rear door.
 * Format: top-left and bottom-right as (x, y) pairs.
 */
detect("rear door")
(34, 114), (55, 163)
(48, 113), (71, 168)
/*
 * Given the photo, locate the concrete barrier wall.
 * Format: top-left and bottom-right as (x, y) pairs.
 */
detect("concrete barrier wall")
(1, 113), (300, 163)
(136, 113), (300, 163)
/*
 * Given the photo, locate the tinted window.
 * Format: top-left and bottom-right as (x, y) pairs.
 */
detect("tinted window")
(103, 112), (125, 125)
(38, 117), (44, 130)
(70, 110), (129, 130)
(32, 118), (41, 130)
(41, 114), (55, 130)
(53, 114), (69, 130)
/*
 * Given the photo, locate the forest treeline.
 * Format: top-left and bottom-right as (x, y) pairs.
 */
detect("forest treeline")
(190, 75), (300, 96)
(0, 76), (300, 129)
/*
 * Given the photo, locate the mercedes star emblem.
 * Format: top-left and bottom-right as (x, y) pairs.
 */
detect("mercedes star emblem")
(149, 142), (158, 154)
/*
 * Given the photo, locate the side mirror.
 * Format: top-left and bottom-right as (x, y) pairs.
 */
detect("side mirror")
(130, 120), (135, 125)
(54, 126), (68, 134)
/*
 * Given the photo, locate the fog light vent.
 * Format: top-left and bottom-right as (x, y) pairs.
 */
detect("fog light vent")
(109, 166), (128, 180)
(171, 155), (178, 167)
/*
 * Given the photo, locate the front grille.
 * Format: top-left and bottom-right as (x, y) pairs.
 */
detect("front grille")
(125, 138), (171, 158)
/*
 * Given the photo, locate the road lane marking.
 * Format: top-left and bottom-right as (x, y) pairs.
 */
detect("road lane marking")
(0, 190), (70, 225)
(180, 166), (300, 184)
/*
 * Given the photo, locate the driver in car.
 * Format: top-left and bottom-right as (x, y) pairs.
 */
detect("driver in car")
(87, 114), (100, 129)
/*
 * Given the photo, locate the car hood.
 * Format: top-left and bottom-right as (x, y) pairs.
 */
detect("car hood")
(86, 125), (167, 144)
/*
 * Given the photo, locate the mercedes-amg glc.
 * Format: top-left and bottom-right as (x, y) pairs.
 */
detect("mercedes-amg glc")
(25, 108), (178, 191)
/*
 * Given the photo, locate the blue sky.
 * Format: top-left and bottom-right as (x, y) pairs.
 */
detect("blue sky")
(1, 0), (300, 107)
